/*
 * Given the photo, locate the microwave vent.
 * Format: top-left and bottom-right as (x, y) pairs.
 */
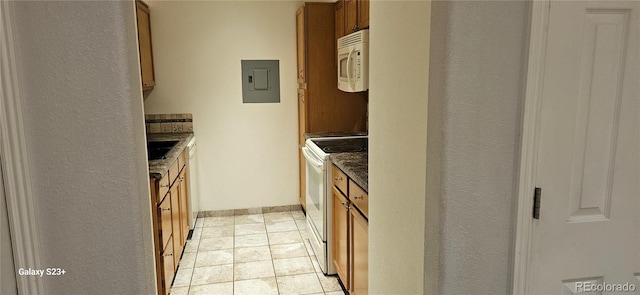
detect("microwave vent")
(338, 29), (369, 49)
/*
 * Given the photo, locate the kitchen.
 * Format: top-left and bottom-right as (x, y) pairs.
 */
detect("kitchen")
(3, 0), (564, 295)
(143, 1), (370, 293)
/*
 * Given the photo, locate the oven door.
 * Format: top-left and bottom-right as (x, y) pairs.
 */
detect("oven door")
(301, 146), (326, 241)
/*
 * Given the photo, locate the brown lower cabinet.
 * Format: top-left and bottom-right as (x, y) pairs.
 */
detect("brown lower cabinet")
(332, 164), (368, 295)
(350, 205), (368, 295)
(333, 187), (350, 287)
(150, 150), (189, 295)
(160, 236), (174, 294)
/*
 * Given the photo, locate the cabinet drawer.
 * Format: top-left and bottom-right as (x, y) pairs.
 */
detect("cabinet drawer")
(158, 194), (172, 250)
(178, 150), (186, 171)
(168, 159), (179, 186)
(348, 180), (368, 219)
(332, 165), (348, 195)
(158, 174), (170, 203)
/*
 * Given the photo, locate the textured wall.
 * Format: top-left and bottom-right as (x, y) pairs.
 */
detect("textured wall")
(430, 1), (528, 294)
(1, 169), (17, 294)
(11, 1), (156, 294)
(368, 2), (431, 294)
(370, 0), (527, 294)
(143, 1), (300, 211)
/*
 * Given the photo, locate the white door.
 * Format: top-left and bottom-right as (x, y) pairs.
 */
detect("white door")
(530, 1), (640, 293)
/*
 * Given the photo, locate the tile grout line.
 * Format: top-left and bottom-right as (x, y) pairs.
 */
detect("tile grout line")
(232, 216), (235, 294)
(177, 211), (331, 295)
(265, 213), (282, 295)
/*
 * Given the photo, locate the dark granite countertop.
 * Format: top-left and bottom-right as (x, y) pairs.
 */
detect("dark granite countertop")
(331, 152), (368, 192)
(304, 131), (368, 140)
(147, 132), (194, 179)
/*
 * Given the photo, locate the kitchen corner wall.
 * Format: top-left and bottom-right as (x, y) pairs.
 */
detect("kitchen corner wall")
(370, 1), (527, 294)
(429, 1), (528, 293)
(11, 1), (155, 293)
(369, 2), (431, 294)
(143, 1), (301, 210)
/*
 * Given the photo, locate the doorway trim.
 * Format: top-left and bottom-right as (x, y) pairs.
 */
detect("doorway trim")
(512, 0), (550, 294)
(0, 1), (44, 294)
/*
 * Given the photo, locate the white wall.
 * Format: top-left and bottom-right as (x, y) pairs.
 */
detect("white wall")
(144, 1), (301, 211)
(370, 0), (528, 294)
(430, 1), (528, 293)
(1, 168), (17, 295)
(368, 2), (431, 294)
(11, 1), (156, 294)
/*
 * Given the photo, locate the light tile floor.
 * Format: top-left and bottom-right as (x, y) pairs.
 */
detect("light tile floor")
(170, 210), (347, 295)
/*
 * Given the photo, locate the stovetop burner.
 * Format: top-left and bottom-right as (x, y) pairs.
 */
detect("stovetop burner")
(311, 137), (368, 154)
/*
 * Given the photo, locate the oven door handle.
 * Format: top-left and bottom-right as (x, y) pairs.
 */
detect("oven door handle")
(301, 147), (324, 170)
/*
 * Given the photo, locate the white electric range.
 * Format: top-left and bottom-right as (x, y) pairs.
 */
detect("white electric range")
(301, 136), (367, 275)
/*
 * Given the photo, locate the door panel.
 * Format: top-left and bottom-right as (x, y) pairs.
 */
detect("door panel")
(179, 170), (188, 245)
(357, 0), (369, 30)
(170, 185), (182, 269)
(345, 0), (357, 33)
(136, 1), (154, 89)
(298, 88), (307, 146)
(350, 207), (368, 295)
(299, 149), (307, 211)
(565, 10), (630, 223)
(531, 1), (639, 293)
(296, 6), (306, 84)
(336, 0), (346, 39)
(332, 187), (349, 288)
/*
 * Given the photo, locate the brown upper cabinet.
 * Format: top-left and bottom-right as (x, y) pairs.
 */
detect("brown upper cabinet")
(135, 0), (155, 91)
(336, 0), (369, 39)
(295, 2), (368, 211)
(335, 0), (346, 40)
(296, 7), (306, 85)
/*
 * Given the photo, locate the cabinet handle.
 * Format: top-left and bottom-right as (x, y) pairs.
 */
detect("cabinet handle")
(162, 207), (171, 211)
(341, 202), (350, 211)
(160, 183), (170, 188)
(165, 253), (173, 257)
(179, 176), (185, 182)
(334, 176), (343, 181)
(352, 25), (358, 32)
(354, 195), (363, 200)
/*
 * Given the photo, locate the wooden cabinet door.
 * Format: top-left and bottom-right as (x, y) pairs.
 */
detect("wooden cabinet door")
(158, 194), (172, 251)
(345, 0), (357, 33)
(179, 169), (189, 246)
(296, 6), (306, 84)
(335, 0), (346, 39)
(299, 149), (306, 211)
(348, 180), (368, 218)
(332, 187), (350, 289)
(161, 236), (174, 295)
(169, 185), (182, 270)
(298, 88), (307, 210)
(350, 208), (368, 295)
(357, 0), (369, 30)
(135, 0), (155, 90)
(298, 89), (307, 145)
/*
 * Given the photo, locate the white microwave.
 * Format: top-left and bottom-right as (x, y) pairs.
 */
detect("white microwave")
(337, 29), (369, 92)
